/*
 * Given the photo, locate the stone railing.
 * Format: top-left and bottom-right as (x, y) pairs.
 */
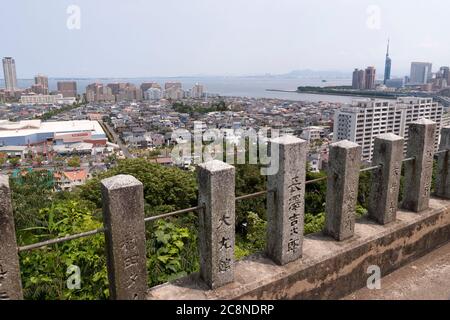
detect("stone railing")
(1, 119), (450, 300)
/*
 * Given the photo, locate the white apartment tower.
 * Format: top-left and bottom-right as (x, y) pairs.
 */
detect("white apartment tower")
(2, 57), (18, 92)
(334, 97), (443, 161)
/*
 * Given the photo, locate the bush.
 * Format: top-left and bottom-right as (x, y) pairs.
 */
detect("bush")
(19, 200), (108, 300)
(235, 212), (267, 260)
(147, 220), (199, 285)
(78, 159), (197, 215)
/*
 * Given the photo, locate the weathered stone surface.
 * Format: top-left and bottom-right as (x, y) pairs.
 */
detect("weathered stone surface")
(197, 160), (235, 289)
(368, 133), (404, 224)
(267, 135), (307, 265)
(101, 175), (148, 300)
(402, 119), (436, 212)
(435, 126), (450, 199)
(325, 140), (361, 241)
(0, 175), (23, 300)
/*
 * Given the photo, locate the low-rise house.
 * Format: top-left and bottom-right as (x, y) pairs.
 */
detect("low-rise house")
(54, 169), (89, 191)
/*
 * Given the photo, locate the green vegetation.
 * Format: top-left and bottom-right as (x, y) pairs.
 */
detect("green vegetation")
(9, 157), (20, 167)
(37, 103), (83, 121)
(12, 161), (198, 300)
(0, 153), (6, 166)
(19, 200), (108, 300)
(172, 100), (227, 115)
(67, 156), (81, 168)
(296, 86), (408, 99)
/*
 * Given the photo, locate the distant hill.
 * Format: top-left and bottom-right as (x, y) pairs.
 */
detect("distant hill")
(277, 69), (351, 79)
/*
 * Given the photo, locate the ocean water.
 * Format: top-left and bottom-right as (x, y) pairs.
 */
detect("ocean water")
(15, 76), (354, 103)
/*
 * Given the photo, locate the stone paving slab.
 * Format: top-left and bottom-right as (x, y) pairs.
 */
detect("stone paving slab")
(343, 242), (450, 300)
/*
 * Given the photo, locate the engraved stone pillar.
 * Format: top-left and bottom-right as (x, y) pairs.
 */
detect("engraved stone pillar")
(197, 160), (235, 289)
(266, 135), (307, 265)
(368, 133), (404, 224)
(402, 119), (436, 212)
(325, 140), (361, 241)
(101, 175), (148, 300)
(435, 126), (450, 199)
(0, 175), (23, 300)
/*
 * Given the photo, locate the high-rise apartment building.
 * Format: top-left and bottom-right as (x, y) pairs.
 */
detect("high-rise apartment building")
(140, 82), (161, 99)
(107, 83), (141, 102)
(2, 57), (18, 92)
(334, 97), (443, 161)
(57, 81), (77, 98)
(410, 62), (433, 85)
(364, 66), (376, 90)
(145, 88), (162, 101)
(432, 67), (449, 90)
(164, 86), (184, 100)
(163, 82), (184, 99)
(86, 83), (114, 103)
(34, 74), (49, 95)
(352, 69), (366, 90)
(164, 82), (182, 90)
(352, 69), (359, 89)
(440, 66), (450, 87)
(140, 82), (161, 92)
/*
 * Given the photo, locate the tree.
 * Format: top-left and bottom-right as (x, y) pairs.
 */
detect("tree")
(235, 163), (267, 226)
(10, 170), (55, 235)
(77, 158), (197, 215)
(305, 169), (327, 215)
(9, 157), (20, 167)
(148, 149), (161, 159)
(35, 155), (44, 166)
(67, 157), (81, 168)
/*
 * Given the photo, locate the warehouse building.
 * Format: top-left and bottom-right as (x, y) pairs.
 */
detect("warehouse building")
(0, 120), (107, 146)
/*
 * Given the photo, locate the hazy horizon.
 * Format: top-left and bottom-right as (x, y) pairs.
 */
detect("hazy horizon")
(0, 69), (354, 81)
(2, 0), (450, 78)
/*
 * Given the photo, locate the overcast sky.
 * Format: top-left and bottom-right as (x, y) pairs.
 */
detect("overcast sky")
(2, 0), (449, 78)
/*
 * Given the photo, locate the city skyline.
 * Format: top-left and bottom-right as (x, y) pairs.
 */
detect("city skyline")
(2, 0), (450, 78)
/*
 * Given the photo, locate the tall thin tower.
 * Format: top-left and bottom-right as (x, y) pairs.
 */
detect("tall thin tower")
(384, 39), (392, 85)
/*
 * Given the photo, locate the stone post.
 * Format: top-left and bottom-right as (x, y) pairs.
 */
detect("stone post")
(101, 175), (148, 300)
(368, 133), (404, 224)
(402, 119), (436, 212)
(197, 160), (235, 289)
(266, 135), (307, 265)
(0, 175), (23, 300)
(325, 140), (361, 241)
(435, 126), (450, 199)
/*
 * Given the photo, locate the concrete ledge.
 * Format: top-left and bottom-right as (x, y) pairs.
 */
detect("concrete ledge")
(147, 197), (450, 300)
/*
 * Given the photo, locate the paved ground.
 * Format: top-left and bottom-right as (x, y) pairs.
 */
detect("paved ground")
(343, 242), (450, 300)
